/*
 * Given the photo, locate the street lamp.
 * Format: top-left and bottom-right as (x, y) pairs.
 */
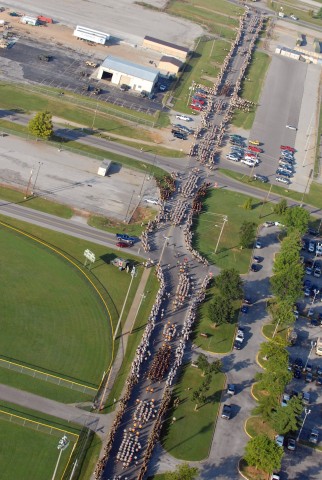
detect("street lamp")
(214, 216), (228, 254)
(113, 266), (137, 340)
(51, 435), (69, 480)
(297, 407), (311, 441)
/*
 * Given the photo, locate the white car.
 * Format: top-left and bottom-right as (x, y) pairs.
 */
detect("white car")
(145, 198), (159, 205)
(276, 176), (290, 184)
(244, 156), (259, 163)
(176, 114), (191, 121)
(236, 330), (244, 342)
(286, 124), (297, 130)
(241, 159), (256, 166)
(271, 475), (280, 480)
(226, 154), (240, 162)
(290, 15), (298, 20)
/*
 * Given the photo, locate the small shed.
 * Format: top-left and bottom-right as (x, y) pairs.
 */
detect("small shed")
(21, 16), (39, 26)
(158, 55), (182, 75)
(97, 159), (111, 176)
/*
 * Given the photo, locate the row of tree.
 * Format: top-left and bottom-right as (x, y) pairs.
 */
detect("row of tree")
(207, 268), (243, 326)
(244, 206), (310, 474)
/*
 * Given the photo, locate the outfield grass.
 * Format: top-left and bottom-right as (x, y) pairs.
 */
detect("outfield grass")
(219, 169), (322, 210)
(0, 420), (74, 480)
(192, 188), (282, 274)
(232, 51), (271, 130)
(161, 363), (225, 460)
(192, 281), (239, 353)
(0, 216), (143, 400)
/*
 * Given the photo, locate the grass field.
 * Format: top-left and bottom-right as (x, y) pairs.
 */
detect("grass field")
(0, 216), (143, 401)
(219, 169), (322, 210)
(0, 420), (74, 480)
(192, 188), (282, 273)
(245, 416), (276, 439)
(161, 363), (225, 460)
(232, 51), (271, 130)
(192, 281), (239, 353)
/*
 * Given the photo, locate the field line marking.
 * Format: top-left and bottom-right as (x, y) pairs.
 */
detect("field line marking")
(0, 409), (79, 440)
(0, 220), (115, 382)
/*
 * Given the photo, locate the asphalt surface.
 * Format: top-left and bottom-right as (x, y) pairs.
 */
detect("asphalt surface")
(0, 37), (163, 115)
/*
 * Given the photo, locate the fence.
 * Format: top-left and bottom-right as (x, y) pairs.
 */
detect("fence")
(0, 409), (79, 441)
(0, 358), (97, 396)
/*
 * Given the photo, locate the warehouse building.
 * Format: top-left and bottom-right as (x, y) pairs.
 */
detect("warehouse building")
(97, 56), (159, 93)
(143, 36), (189, 61)
(73, 25), (110, 45)
(158, 56), (182, 75)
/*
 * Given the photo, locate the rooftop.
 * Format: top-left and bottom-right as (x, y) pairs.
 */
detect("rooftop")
(101, 55), (159, 82)
(144, 36), (189, 53)
(159, 55), (182, 67)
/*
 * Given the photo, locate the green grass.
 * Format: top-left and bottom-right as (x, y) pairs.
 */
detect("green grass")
(0, 216), (144, 400)
(245, 416), (276, 439)
(0, 420), (74, 480)
(173, 37), (231, 113)
(0, 185), (73, 218)
(315, 102), (322, 176)
(167, 0), (244, 37)
(161, 363), (225, 460)
(192, 188), (282, 273)
(262, 323), (289, 341)
(192, 281), (239, 353)
(232, 51), (271, 130)
(104, 270), (160, 411)
(88, 207), (158, 237)
(0, 227), (111, 386)
(219, 169), (322, 210)
(270, 2), (322, 27)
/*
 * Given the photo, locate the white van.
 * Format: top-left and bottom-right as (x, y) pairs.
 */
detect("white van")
(316, 337), (322, 356)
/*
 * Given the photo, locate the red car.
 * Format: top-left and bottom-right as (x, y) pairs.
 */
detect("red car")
(245, 151), (258, 158)
(116, 241), (133, 248)
(189, 104), (202, 111)
(192, 96), (206, 104)
(248, 145), (262, 153)
(280, 145), (296, 152)
(192, 98), (205, 105)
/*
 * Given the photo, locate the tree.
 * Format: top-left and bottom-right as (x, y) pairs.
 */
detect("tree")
(254, 392), (280, 421)
(196, 354), (209, 374)
(208, 294), (234, 326)
(28, 111), (53, 139)
(239, 221), (256, 248)
(244, 434), (283, 473)
(216, 268), (243, 301)
(268, 300), (295, 331)
(192, 388), (206, 410)
(283, 206), (310, 234)
(271, 396), (303, 434)
(271, 265), (303, 303)
(243, 197), (253, 210)
(274, 198), (288, 215)
(164, 463), (199, 480)
(316, 8), (322, 18)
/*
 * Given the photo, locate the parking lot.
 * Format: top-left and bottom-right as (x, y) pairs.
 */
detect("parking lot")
(221, 54), (321, 193)
(0, 37), (165, 115)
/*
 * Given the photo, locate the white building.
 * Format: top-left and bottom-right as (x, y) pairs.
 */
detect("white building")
(73, 26), (110, 45)
(97, 56), (159, 93)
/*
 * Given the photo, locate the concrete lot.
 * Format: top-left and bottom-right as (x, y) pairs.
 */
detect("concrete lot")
(0, 0), (203, 47)
(0, 135), (158, 220)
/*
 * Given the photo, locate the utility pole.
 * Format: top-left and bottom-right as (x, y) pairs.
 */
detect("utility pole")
(24, 166), (34, 199)
(259, 183), (273, 218)
(214, 216), (228, 254)
(300, 169), (313, 207)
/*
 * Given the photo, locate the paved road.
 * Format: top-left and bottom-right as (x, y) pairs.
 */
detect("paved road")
(0, 384), (113, 439)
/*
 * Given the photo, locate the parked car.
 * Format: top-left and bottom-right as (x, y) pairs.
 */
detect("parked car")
(221, 404), (232, 419)
(280, 145), (296, 152)
(276, 176), (290, 185)
(227, 384), (236, 396)
(255, 240), (262, 249)
(281, 393), (290, 407)
(303, 392), (311, 404)
(305, 372), (313, 383)
(249, 139), (260, 145)
(253, 174), (268, 183)
(226, 154), (240, 161)
(116, 241), (133, 248)
(243, 297), (252, 305)
(309, 428), (319, 444)
(234, 340), (242, 350)
(176, 114), (191, 121)
(275, 435), (284, 447)
(116, 233), (136, 242)
(120, 84), (130, 91)
(253, 255), (261, 263)
(251, 264), (259, 272)
(241, 305), (249, 314)
(287, 438), (296, 451)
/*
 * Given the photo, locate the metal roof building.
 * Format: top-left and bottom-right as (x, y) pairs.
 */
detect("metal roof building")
(143, 36), (189, 60)
(97, 56), (159, 93)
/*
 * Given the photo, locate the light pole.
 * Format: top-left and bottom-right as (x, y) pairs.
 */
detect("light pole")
(297, 407), (311, 441)
(300, 169), (313, 207)
(52, 435), (69, 480)
(113, 266), (137, 340)
(304, 340), (316, 371)
(130, 292), (146, 333)
(214, 216), (228, 254)
(31, 161), (43, 195)
(124, 189), (135, 223)
(24, 166), (34, 199)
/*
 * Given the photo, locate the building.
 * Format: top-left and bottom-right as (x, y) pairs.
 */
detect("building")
(158, 56), (182, 76)
(275, 45), (322, 64)
(143, 36), (189, 61)
(97, 56), (159, 93)
(97, 160), (111, 177)
(21, 16), (39, 26)
(73, 26), (110, 45)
